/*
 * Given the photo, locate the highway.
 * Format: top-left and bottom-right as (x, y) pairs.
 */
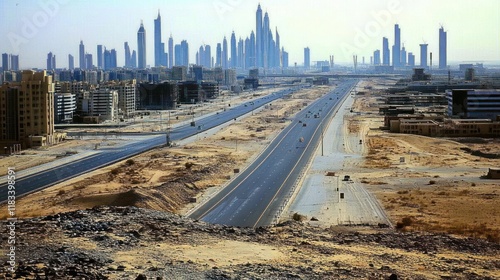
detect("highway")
(0, 86), (305, 203)
(188, 80), (358, 228)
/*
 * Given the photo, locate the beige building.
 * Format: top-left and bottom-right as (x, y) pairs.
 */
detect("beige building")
(82, 88), (119, 122)
(393, 117), (500, 137)
(101, 80), (136, 117)
(0, 70), (56, 151)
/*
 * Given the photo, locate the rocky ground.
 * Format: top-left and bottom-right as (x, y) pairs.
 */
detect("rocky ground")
(1, 207), (499, 279)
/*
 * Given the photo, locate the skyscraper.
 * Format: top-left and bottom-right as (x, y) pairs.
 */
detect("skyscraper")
(439, 26), (447, 69)
(275, 28), (281, 69)
(249, 31), (256, 68)
(373, 50), (381, 65)
(263, 12), (270, 68)
(230, 32), (237, 68)
(85, 53), (93, 70)
(222, 36), (228, 69)
(408, 52), (415, 67)
(256, 4), (263, 68)
(401, 45), (407, 66)
(238, 38), (244, 68)
(154, 11), (166, 67)
(137, 21), (147, 69)
(392, 24), (401, 67)
(68, 54), (74, 70)
(181, 40), (189, 66)
(97, 45), (103, 69)
(168, 35), (174, 68)
(420, 44), (428, 68)
(2, 53), (10, 71)
(10, 55), (19, 71)
(282, 48), (289, 68)
(216, 43), (222, 67)
(79, 41), (85, 69)
(304, 47), (310, 69)
(382, 37), (390, 66)
(47, 52), (56, 70)
(124, 42), (131, 68)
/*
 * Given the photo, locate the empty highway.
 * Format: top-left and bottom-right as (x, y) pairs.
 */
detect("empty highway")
(188, 80), (358, 227)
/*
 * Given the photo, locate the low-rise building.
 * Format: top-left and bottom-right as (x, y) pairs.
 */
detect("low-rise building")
(447, 89), (500, 120)
(54, 92), (76, 123)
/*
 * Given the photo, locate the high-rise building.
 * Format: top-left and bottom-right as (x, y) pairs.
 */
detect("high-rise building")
(439, 26), (447, 69)
(216, 43), (222, 68)
(382, 37), (390, 66)
(137, 21), (147, 69)
(79, 41), (85, 69)
(373, 50), (381, 65)
(131, 51), (137, 68)
(47, 52), (56, 70)
(249, 31), (256, 68)
(0, 70), (55, 149)
(238, 38), (244, 69)
(181, 40), (189, 66)
(401, 45), (407, 66)
(304, 47), (310, 69)
(68, 54), (74, 70)
(2, 53), (9, 71)
(263, 12), (270, 68)
(222, 36), (228, 69)
(275, 28), (281, 69)
(104, 48), (118, 70)
(10, 54), (19, 71)
(420, 44), (428, 68)
(230, 32), (237, 68)
(85, 53), (93, 70)
(282, 48), (289, 68)
(392, 24), (401, 67)
(154, 11), (167, 67)
(256, 4), (263, 68)
(168, 35), (174, 68)
(10, 55), (19, 71)
(82, 88), (118, 121)
(102, 80), (136, 117)
(408, 52), (415, 67)
(124, 42), (132, 68)
(54, 92), (76, 124)
(97, 45), (103, 69)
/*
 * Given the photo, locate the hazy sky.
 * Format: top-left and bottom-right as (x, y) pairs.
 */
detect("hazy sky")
(1, 0), (499, 69)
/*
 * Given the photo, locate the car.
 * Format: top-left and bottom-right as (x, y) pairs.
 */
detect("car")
(303, 123), (307, 127)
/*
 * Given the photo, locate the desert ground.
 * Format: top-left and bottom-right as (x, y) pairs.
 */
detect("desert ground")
(1, 80), (499, 279)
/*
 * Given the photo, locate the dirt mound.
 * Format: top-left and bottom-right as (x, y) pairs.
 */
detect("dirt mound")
(70, 189), (144, 208)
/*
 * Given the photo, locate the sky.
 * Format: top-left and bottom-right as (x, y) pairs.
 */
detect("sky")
(1, 0), (499, 69)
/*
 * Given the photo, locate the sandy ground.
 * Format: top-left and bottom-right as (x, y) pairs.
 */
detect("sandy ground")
(350, 79), (500, 242)
(0, 86), (331, 220)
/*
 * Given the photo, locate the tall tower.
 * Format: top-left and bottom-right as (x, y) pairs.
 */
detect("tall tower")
(222, 36), (228, 69)
(249, 31), (256, 68)
(263, 12), (270, 68)
(168, 35), (174, 68)
(439, 26), (447, 69)
(420, 44), (428, 68)
(256, 4), (263, 68)
(216, 43), (222, 67)
(382, 37), (390, 66)
(392, 24), (401, 67)
(97, 45), (103, 69)
(304, 47), (310, 69)
(154, 11), (163, 67)
(79, 41), (85, 69)
(275, 28), (281, 69)
(137, 21), (147, 69)
(68, 54), (74, 70)
(124, 42), (131, 67)
(230, 31), (237, 68)
(47, 52), (56, 70)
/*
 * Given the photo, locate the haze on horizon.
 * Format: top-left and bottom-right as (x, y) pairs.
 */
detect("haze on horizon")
(1, 0), (499, 69)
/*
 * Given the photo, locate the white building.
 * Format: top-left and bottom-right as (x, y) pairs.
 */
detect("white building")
(101, 80), (137, 117)
(54, 92), (76, 123)
(82, 89), (118, 121)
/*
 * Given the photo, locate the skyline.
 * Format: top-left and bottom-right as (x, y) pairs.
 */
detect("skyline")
(1, 0), (500, 69)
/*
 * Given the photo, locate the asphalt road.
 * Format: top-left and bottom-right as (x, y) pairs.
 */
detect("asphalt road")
(188, 80), (358, 228)
(0, 86), (306, 204)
